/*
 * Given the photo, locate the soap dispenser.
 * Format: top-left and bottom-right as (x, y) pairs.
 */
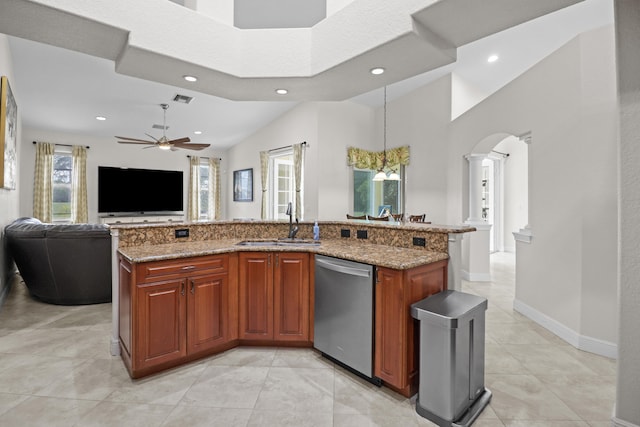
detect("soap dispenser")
(313, 220), (320, 241)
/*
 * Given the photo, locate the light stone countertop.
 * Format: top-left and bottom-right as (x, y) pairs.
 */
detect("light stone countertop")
(118, 238), (449, 270)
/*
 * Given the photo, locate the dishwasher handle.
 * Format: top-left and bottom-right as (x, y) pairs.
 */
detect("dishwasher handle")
(316, 257), (371, 278)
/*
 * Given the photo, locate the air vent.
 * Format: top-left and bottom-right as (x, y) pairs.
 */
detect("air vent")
(173, 94), (194, 104)
(152, 124), (169, 130)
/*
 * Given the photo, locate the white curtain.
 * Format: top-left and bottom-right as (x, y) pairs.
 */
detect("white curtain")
(33, 142), (55, 222)
(293, 142), (304, 220)
(71, 145), (88, 223)
(187, 156), (200, 221)
(209, 157), (221, 220)
(260, 151), (269, 219)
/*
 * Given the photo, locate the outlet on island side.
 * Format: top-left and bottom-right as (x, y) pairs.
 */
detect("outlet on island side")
(175, 229), (189, 238)
(356, 230), (368, 239)
(341, 229), (351, 238)
(413, 237), (426, 247)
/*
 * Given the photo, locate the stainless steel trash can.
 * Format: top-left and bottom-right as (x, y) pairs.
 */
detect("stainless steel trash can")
(411, 290), (492, 427)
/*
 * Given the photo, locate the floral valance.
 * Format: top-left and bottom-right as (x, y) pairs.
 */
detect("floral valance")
(347, 146), (410, 170)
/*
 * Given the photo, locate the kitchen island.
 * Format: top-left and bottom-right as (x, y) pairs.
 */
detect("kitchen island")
(110, 220), (474, 397)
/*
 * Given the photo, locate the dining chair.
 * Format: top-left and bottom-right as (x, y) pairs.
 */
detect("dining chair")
(391, 213), (404, 221)
(409, 214), (426, 222)
(346, 214), (367, 220)
(367, 215), (389, 221)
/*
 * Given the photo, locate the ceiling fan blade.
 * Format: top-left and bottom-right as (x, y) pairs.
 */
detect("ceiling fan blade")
(145, 133), (160, 142)
(173, 142), (211, 151)
(117, 140), (156, 145)
(142, 145), (158, 149)
(168, 137), (191, 144)
(115, 136), (155, 143)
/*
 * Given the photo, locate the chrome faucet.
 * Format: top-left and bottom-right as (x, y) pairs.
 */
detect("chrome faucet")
(286, 202), (299, 239)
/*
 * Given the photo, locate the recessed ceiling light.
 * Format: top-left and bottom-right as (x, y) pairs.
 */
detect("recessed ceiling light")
(194, 131), (202, 135)
(183, 75), (198, 82)
(487, 55), (499, 63)
(95, 116), (106, 121)
(275, 89), (288, 95)
(370, 67), (385, 75)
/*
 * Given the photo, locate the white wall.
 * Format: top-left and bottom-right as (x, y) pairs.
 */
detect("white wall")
(449, 25), (618, 349)
(0, 34), (21, 302)
(19, 128), (225, 223)
(495, 136), (528, 252)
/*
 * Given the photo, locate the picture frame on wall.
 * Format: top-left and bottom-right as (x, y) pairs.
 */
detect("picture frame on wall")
(233, 168), (253, 202)
(0, 76), (17, 190)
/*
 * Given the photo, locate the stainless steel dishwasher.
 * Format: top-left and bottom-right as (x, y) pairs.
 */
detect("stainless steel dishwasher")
(314, 254), (378, 382)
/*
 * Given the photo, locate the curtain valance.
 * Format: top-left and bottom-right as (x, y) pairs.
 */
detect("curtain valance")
(346, 146), (410, 170)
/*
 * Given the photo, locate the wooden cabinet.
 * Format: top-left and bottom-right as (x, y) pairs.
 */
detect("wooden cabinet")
(374, 259), (448, 397)
(119, 253), (238, 378)
(239, 252), (310, 343)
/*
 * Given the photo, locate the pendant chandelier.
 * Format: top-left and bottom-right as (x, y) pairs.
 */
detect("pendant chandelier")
(373, 86), (400, 181)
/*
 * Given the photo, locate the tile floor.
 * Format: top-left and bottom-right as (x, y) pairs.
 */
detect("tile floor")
(0, 252), (616, 426)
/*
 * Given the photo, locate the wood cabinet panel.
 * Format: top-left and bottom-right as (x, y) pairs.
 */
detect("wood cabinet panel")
(274, 253), (309, 341)
(135, 278), (186, 369)
(118, 257), (133, 359)
(374, 259), (448, 397)
(187, 273), (228, 354)
(139, 254), (228, 283)
(238, 253), (273, 340)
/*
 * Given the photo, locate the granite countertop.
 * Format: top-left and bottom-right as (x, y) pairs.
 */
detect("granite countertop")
(118, 239), (449, 270)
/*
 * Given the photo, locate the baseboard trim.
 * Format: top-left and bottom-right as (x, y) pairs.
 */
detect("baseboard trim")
(513, 298), (617, 359)
(110, 338), (121, 356)
(461, 270), (492, 282)
(612, 416), (640, 427)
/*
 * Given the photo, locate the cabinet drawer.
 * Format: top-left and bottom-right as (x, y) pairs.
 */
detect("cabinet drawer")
(138, 255), (228, 283)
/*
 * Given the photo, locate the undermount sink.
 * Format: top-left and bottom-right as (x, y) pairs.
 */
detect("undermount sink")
(236, 239), (320, 247)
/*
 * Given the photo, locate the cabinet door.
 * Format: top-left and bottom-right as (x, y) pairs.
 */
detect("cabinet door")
(273, 253), (310, 342)
(238, 252), (273, 340)
(187, 272), (229, 354)
(135, 278), (186, 370)
(374, 267), (405, 388)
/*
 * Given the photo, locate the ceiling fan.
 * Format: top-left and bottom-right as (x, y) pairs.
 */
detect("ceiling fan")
(116, 104), (210, 151)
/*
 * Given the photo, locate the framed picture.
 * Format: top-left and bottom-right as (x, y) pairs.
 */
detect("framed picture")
(233, 168), (253, 202)
(0, 76), (17, 190)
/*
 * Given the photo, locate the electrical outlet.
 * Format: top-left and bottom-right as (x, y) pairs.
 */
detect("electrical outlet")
(413, 237), (426, 247)
(341, 229), (351, 238)
(175, 229), (189, 238)
(357, 230), (368, 239)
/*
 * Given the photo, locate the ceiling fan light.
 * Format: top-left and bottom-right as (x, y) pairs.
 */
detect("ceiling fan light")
(373, 170), (387, 181)
(158, 144), (172, 151)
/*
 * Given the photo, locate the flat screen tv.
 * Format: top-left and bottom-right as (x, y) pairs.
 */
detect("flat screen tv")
(98, 166), (183, 215)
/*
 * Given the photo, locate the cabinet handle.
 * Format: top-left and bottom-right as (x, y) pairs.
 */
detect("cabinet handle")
(181, 265), (196, 270)
(181, 281), (185, 296)
(190, 280), (195, 295)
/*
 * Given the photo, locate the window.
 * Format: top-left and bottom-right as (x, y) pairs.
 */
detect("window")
(52, 151), (72, 222)
(269, 150), (302, 220)
(199, 162), (210, 220)
(352, 167), (404, 216)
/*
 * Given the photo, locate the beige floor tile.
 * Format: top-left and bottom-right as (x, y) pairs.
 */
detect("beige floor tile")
(0, 396), (100, 427)
(162, 405), (252, 427)
(502, 344), (599, 377)
(249, 410), (333, 426)
(486, 374), (581, 421)
(35, 357), (131, 401)
(0, 354), (81, 394)
(253, 367), (334, 413)
(271, 347), (334, 369)
(334, 413), (428, 427)
(485, 343), (528, 374)
(560, 346), (617, 377)
(333, 368), (412, 417)
(537, 374), (616, 421)
(104, 362), (206, 405)
(472, 421), (506, 427)
(76, 401), (175, 427)
(0, 392), (30, 417)
(206, 347), (277, 367)
(503, 422), (590, 427)
(487, 322), (553, 346)
(39, 303), (112, 331)
(181, 365), (269, 408)
(0, 328), (78, 355)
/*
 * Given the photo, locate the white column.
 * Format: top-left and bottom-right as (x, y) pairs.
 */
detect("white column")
(463, 153), (492, 282)
(614, 1), (640, 426)
(465, 154), (486, 223)
(447, 233), (464, 291)
(110, 228), (120, 356)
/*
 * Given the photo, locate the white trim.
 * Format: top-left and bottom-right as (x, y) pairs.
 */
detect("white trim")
(461, 270), (492, 282)
(513, 226), (533, 243)
(110, 227), (121, 357)
(612, 417), (640, 427)
(514, 299), (617, 359)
